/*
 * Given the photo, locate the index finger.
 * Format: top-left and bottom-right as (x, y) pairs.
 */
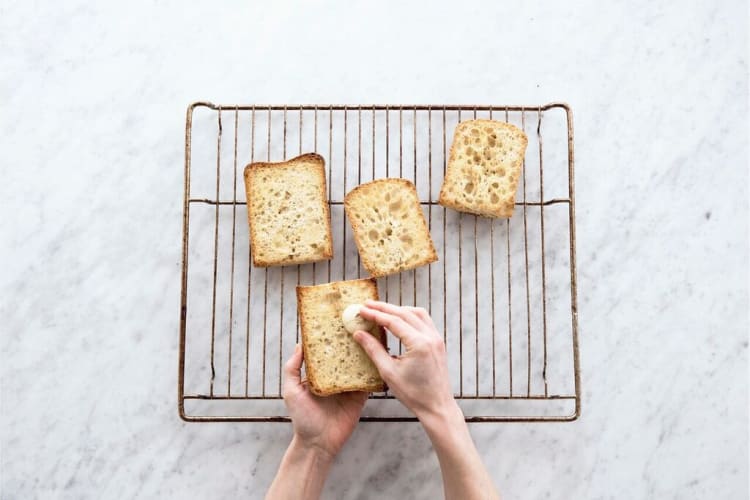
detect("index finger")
(359, 305), (418, 348)
(364, 300), (427, 331)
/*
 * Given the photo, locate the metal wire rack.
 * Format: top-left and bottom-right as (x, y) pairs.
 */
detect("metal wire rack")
(179, 102), (579, 422)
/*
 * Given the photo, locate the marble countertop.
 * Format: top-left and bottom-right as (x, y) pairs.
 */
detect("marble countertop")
(2, 1), (747, 498)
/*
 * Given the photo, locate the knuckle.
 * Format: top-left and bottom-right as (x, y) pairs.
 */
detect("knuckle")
(438, 338), (446, 350)
(358, 337), (375, 354)
(379, 365), (395, 380)
(360, 340), (373, 354)
(385, 316), (402, 330)
(428, 337), (445, 350)
(412, 338), (430, 352)
(413, 307), (428, 318)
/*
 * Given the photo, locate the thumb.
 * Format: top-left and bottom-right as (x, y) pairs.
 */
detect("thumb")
(353, 331), (393, 377)
(282, 344), (303, 398)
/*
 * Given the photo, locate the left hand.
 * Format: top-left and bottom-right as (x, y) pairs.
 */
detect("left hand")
(282, 344), (368, 459)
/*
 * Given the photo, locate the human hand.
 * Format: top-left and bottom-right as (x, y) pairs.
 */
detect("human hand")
(282, 344), (368, 459)
(353, 301), (456, 421)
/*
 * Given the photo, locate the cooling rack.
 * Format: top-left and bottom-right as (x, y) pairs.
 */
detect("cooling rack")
(179, 103), (579, 422)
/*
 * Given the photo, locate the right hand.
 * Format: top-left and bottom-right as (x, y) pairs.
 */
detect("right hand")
(353, 300), (456, 421)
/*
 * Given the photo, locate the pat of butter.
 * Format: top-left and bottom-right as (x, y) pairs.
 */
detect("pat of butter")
(341, 304), (374, 334)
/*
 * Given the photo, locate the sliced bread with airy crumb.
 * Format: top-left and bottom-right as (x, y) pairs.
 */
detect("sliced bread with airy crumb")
(244, 153), (333, 267)
(344, 178), (438, 278)
(297, 278), (386, 396)
(438, 120), (528, 218)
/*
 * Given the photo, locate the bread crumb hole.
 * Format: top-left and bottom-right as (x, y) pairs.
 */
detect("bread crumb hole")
(490, 193), (499, 204)
(400, 235), (413, 246)
(471, 128), (479, 136)
(368, 229), (379, 241)
(473, 154), (481, 163)
(499, 168), (506, 177)
(492, 182), (499, 188)
(464, 182), (474, 193)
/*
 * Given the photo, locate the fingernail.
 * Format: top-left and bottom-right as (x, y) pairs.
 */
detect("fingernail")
(295, 343), (301, 352)
(352, 331), (363, 341)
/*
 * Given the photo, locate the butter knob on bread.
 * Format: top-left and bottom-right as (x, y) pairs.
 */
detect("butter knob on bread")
(341, 303), (374, 334)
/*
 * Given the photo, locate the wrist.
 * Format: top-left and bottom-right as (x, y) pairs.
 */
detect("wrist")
(290, 434), (337, 465)
(418, 399), (465, 436)
(270, 435), (334, 499)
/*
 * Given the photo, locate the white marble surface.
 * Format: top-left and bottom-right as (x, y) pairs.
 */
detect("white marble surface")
(2, 1), (748, 498)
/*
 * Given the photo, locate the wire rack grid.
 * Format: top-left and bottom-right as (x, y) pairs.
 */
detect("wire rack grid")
(179, 102), (579, 422)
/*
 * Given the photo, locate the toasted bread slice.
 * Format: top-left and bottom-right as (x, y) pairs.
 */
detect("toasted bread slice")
(297, 278), (386, 396)
(438, 120), (528, 218)
(243, 153), (333, 267)
(344, 178), (438, 278)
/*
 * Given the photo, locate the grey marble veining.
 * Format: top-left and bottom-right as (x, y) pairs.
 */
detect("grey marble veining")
(1, 1), (747, 499)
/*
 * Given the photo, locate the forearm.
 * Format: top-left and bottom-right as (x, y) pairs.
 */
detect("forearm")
(266, 436), (333, 500)
(420, 402), (500, 500)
